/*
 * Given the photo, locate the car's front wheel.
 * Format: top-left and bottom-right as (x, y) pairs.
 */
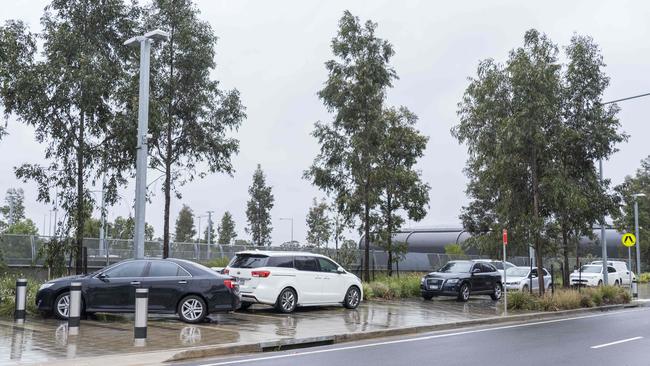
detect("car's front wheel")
(275, 288), (297, 313)
(238, 302), (253, 311)
(490, 282), (503, 300)
(178, 295), (208, 323)
(422, 294), (433, 301)
(457, 283), (470, 302)
(343, 286), (361, 309)
(53, 291), (70, 320)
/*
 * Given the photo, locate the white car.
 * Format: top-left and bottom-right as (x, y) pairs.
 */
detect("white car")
(570, 264), (620, 287)
(504, 266), (552, 292)
(224, 251), (362, 313)
(589, 260), (636, 286)
(472, 259), (515, 280)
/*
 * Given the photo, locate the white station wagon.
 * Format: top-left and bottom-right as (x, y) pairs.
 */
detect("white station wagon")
(224, 251), (363, 313)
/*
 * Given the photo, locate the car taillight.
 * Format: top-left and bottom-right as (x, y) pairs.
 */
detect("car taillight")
(251, 270), (271, 278)
(223, 269), (229, 274)
(224, 279), (237, 289)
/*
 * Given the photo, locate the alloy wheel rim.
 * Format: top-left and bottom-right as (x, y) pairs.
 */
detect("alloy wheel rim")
(281, 291), (295, 311)
(347, 289), (360, 307)
(495, 284), (501, 298)
(462, 286), (469, 300)
(57, 294), (70, 317)
(181, 299), (204, 321)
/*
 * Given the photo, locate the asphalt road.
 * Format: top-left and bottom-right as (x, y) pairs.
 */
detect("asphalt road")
(178, 307), (650, 366)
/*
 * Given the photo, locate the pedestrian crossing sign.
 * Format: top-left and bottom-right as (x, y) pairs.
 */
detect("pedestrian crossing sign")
(622, 233), (636, 247)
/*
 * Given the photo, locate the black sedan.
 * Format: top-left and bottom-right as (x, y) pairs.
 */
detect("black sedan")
(36, 258), (240, 323)
(420, 260), (503, 302)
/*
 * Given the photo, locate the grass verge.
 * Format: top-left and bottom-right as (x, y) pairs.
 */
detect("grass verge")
(507, 286), (631, 311)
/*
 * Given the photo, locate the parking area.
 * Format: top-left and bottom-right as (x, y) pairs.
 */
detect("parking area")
(0, 296), (504, 365)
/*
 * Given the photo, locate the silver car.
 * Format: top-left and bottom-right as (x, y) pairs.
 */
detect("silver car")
(504, 266), (552, 292)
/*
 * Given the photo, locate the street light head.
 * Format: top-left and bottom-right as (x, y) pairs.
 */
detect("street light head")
(124, 35), (144, 47)
(633, 193), (647, 198)
(144, 29), (170, 42)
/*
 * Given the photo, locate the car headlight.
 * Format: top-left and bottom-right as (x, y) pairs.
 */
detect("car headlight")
(446, 278), (459, 284)
(39, 283), (54, 291)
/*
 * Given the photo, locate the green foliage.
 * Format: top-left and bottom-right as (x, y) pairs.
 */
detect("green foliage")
(108, 215), (154, 241)
(246, 164), (274, 246)
(0, 276), (40, 317)
(614, 156), (650, 269)
(638, 273), (650, 283)
(362, 273), (423, 300)
(142, 0), (245, 257)
(0, 188), (26, 231)
(38, 237), (69, 278)
(507, 286), (631, 311)
(202, 257), (231, 268)
(306, 198), (332, 248)
(4, 219), (38, 235)
(217, 211), (237, 245)
(2, 1), (139, 275)
(337, 239), (359, 270)
(174, 205), (196, 243)
(444, 243), (467, 258)
(453, 29), (625, 292)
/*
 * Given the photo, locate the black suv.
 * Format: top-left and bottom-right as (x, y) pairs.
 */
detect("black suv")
(420, 260), (503, 302)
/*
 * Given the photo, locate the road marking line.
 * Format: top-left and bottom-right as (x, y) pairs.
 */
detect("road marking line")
(199, 308), (649, 366)
(591, 336), (643, 349)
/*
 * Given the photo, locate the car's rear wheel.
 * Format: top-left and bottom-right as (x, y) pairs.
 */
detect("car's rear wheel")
(457, 283), (470, 302)
(597, 280), (603, 286)
(343, 286), (361, 309)
(178, 295), (208, 323)
(522, 284), (529, 293)
(54, 292), (70, 320)
(490, 282), (503, 300)
(275, 288), (297, 313)
(614, 280), (620, 287)
(422, 294), (433, 301)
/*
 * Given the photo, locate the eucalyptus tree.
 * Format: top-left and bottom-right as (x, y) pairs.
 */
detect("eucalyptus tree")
(0, 1), (138, 274)
(306, 11), (396, 281)
(142, 0), (245, 258)
(375, 107), (430, 276)
(246, 164), (274, 246)
(217, 211), (237, 245)
(454, 30), (624, 293)
(306, 198), (332, 248)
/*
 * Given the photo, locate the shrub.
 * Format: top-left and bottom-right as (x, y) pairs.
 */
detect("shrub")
(507, 291), (536, 310)
(638, 273), (650, 283)
(551, 290), (581, 310)
(202, 257), (231, 268)
(0, 275), (41, 317)
(362, 273), (424, 300)
(507, 286), (630, 311)
(369, 282), (393, 299)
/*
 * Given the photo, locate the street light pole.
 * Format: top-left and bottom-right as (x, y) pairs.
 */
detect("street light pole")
(207, 211), (214, 259)
(633, 193), (645, 276)
(125, 30), (169, 260)
(599, 159), (608, 285)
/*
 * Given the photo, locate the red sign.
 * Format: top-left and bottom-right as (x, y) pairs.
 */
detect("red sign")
(502, 229), (508, 245)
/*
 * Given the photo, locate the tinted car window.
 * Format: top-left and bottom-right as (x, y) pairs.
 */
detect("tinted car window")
(439, 262), (473, 273)
(471, 264), (483, 273)
(490, 262), (503, 270)
(148, 261), (189, 277)
(267, 256), (294, 268)
(104, 261), (146, 278)
(542, 268), (550, 276)
(608, 266), (617, 273)
(531, 268), (538, 277)
(318, 258), (339, 273)
(295, 256), (320, 271)
(229, 254), (269, 268)
(481, 263), (497, 272)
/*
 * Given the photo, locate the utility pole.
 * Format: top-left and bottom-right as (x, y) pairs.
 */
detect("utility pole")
(207, 211), (214, 259)
(124, 30), (169, 260)
(633, 194), (646, 276)
(99, 174), (106, 257)
(599, 159), (608, 285)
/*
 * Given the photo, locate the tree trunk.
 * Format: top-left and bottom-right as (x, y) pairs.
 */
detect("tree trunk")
(162, 23), (176, 259)
(363, 181), (371, 282)
(75, 113), (85, 274)
(531, 146), (545, 295)
(386, 193), (393, 277)
(561, 229), (569, 287)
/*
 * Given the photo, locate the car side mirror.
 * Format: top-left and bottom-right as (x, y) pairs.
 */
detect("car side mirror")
(471, 268), (480, 274)
(98, 272), (108, 281)
(336, 266), (346, 274)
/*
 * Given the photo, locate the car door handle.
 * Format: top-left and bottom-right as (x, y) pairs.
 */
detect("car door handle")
(130, 281), (141, 285)
(178, 280), (187, 284)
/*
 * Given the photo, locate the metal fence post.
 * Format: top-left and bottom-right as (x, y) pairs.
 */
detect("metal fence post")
(14, 279), (27, 324)
(30, 236), (36, 264)
(134, 288), (148, 346)
(68, 282), (82, 335)
(550, 264), (554, 295)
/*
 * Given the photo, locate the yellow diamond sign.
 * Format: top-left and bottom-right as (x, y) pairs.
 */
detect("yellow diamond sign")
(622, 233), (636, 247)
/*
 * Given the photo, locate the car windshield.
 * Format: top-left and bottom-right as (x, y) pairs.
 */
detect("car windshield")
(506, 267), (529, 277)
(438, 262), (472, 273)
(229, 254), (269, 268)
(580, 266), (602, 273)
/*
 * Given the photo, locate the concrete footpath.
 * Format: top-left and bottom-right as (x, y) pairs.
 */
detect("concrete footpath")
(0, 295), (647, 366)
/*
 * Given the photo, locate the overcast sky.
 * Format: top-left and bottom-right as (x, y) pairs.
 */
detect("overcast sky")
(1, 0), (649, 245)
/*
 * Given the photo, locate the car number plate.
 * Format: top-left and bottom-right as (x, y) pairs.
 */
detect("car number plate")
(235, 277), (247, 285)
